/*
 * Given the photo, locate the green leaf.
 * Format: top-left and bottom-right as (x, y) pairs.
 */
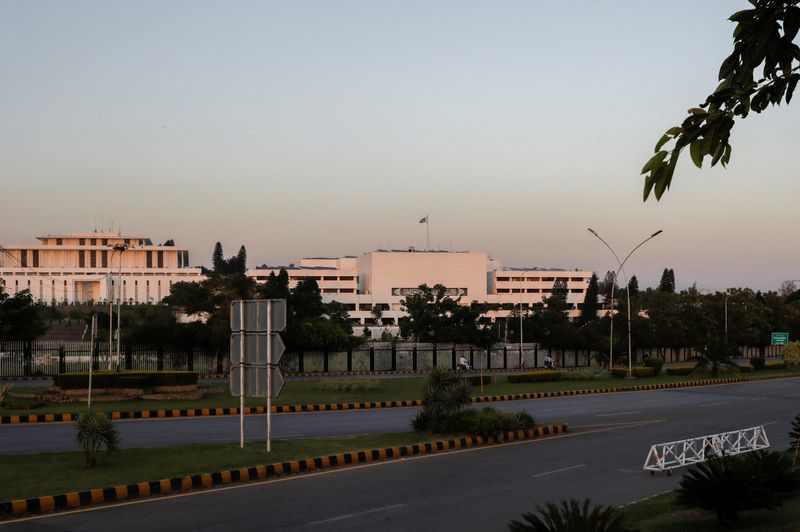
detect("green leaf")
(690, 140), (704, 168)
(787, 73), (800, 103)
(711, 142), (726, 166)
(665, 126), (682, 136)
(653, 163), (671, 200)
(729, 9), (755, 22)
(641, 150), (668, 174)
(643, 174), (655, 202)
(688, 107), (707, 115)
(721, 144), (732, 166)
(784, 6), (800, 42)
(654, 134), (671, 152)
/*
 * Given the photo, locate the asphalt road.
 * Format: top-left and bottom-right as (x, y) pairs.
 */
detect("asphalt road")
(3, 378), (800, 454)
(3, 378), (799, 531)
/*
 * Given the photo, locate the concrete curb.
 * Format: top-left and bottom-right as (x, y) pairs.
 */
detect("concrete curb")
(2, 372), (799, 425)
(0, 424), (568, 518)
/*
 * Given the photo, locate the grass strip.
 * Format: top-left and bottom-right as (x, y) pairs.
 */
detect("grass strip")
(622, 490), (800, 531)
(2, 370), (798, 417)
(0, 432), (449, 502)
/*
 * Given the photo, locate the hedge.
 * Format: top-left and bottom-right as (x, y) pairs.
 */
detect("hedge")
(507, 371), (561, 383)
(464, 375), (495, 386)
(53, 371), (199, 390)
(766, 361), (787, 370)
(611, 366), (656, 378)
(665, 365), (694, 376)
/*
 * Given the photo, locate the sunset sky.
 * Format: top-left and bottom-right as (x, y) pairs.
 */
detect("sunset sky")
(2, 1), (798, 291)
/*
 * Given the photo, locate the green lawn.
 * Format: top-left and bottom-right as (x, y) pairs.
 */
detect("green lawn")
(0, 432), (448, 501)
(2, 370), (797, 417)
(621, 490), (800, 531)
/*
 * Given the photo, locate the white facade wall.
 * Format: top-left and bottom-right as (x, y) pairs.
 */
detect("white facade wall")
(0, 232), (204, 304)
(247, 250), (592, 325)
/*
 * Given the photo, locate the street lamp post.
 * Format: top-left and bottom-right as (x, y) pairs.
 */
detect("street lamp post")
(519, 270), (531, 368)
(587, 229), (663, 377)
(108, 243), (128, 370)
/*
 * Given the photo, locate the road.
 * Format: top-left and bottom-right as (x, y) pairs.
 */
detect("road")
(3, 377), (799, 531)
(2, 378), (800, 453)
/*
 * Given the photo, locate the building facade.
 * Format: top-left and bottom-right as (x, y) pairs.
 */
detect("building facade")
(247, 249), (592, 328)
(0, 232), (204, 304)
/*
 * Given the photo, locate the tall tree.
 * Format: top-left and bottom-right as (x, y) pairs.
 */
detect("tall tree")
(212, 242), (225, 273)
(599, 270), (618, 302)
(579, 273), (600, 324)
(233, 245), (247, 274)
(628, 275), (640, 298)
(642, 0), (800, 200)
(658, 268), (676, 293)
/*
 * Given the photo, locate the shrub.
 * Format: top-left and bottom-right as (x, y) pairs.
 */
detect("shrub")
(508, 498), (634, 532)
(75, 411), (120, 468)
(315, 379), (379, 392)
(642, 357), (664, 376)
(666, 365), (694, 376)
(507, 371), (561, 383)
(737, 364), (754, 373)
(766, 361), (787, 370)
(781, 341), (800, 367)
(750, 357), (766, 370)
(464, 375), (495, 386)
(54, 371), (198, 390)
(411, 368), (472, 433)
(790, 412), (800, 452)
(674, 453), (792, 525)
(559, 368), (611, 380)
(450, 407), (535, 439)
(610, 366), (655, 378)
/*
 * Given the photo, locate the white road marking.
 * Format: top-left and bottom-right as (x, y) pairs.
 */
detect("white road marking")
(532, 464), (586, 478)
(596, 411), (640, 417)
(307, 504), (405, 525)
(699, 401), (731, 407)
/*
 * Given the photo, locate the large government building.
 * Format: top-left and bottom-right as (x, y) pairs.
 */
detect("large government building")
(246, 249), (592, 329)
(0, 232), (204, 304)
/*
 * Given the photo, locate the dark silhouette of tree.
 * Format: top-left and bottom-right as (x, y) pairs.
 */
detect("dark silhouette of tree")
(579, 273), (600, 324)
(658, 268), (676, 293)
(212, 242), (225, 273)
(627, 275), (640, 298)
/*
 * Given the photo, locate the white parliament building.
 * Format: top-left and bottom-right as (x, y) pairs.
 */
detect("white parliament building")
(0, 232), (203, 304)
(246, 249), (593, 328)
(0, 233), (592, 327)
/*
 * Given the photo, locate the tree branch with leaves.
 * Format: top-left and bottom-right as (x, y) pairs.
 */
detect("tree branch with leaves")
(643, 0), (800, 200)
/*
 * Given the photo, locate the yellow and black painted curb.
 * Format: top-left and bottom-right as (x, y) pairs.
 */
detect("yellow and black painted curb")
(2, 372), (799, 425)
(0, 376), (51, 381)
(0, 424), (568, 518)
(471, 371), (800, 404)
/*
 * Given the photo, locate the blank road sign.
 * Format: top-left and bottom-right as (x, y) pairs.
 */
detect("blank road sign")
(230, 333), (286, 365)
(230, 365), (285, 398)
(230, 300), (287, 332)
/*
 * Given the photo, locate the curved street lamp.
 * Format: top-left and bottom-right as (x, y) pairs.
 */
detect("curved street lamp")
(587, 228), (663, 377)
(108, 243), (128, 369)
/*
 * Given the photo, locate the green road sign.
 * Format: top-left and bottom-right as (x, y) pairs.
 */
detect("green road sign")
(771, 332), (789, 346)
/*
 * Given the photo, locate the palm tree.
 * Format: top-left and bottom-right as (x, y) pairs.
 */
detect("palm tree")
(508, 498), (634, 532)
(693, 336), (740, 378)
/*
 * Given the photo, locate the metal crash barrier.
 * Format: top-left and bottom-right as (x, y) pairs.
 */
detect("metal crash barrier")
(643, 426), (770, 474)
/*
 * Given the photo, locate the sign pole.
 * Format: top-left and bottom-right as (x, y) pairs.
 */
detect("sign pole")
(239, 304), (245, 449)
(267, 303), (272, 452)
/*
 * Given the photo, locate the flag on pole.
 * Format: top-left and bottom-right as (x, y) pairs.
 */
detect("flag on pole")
(419, 216), (428, 223)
